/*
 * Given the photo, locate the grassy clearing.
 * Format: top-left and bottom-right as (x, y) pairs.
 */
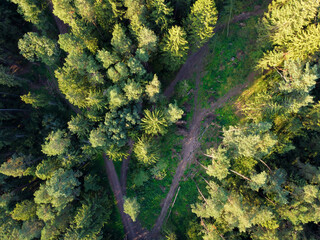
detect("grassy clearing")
(200, 16), (262, 108)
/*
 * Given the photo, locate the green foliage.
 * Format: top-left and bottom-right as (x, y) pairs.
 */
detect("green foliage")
(96, 49), (120, 69)
(145, 74), (161, 102)
(151, 160), (167, 180)
(11, 200), (36, 221)
(258, 0), (320, 69)
(133, 170), (149, 187)
(86, 91), (105, 109)
(106, 86), (126, 109)
(104, 106), (140, 147)
(34, 168), (81, 212)
(55, 66), (89, 108)
(89, 124), (107, 148)
(58, 33), (86, 56)
(135, 48), (149, 62)
(0, 154), (34, 177)
(18, 32), (58, 66)
(147, 0), (173, 32)
(137, 26), (157, 52)
(223, 122), (277, 159)
(20, 91), (49, 108)
(10, 0), (50, 31)
(68, 114), (91, 138)
(187, 0), (218, 49)
(127, 57), (146, 76)
(206, 146), (230, 180)
(42, 130), (70, 156)
(161, 25), (189, 71)
(166, 102), (184, 124)
(0, 65), (21, 87)
(141, 109), (168, 136)
(111, 24), (132, 55)
(134, 136), (160, 165)
(35, 159), (59, 180)
(64, 194), (111, 240)
(123, 79), (143, 102)
(123, 197), (140, 222)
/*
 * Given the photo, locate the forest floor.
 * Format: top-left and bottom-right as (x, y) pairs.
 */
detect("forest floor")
(149, 4), (269, 238)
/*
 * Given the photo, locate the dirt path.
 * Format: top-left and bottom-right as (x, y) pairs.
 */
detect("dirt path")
(46, 4), (142, 239)
(163, 4), (268, 99)
(120, 140), (133, 195)
(151, 40), (208, 238)
(103, 154), (148, 240)
(150, 5), (268, 238)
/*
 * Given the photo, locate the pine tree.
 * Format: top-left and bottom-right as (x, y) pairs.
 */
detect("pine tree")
(0, 154), (35, 177)
(21, 91), (49, 108)
(145, 74), (161, 102)
(68, 114), (91, 138)
(257, 0), (320, 69)
(10, 0), (50, 31)
(106, 86), (126, 109)
(123, 197), (140, 222)
(161, 25), (189, 71)
(89, 124), (107, 148)
(18, 32), (59, 66)
(127, 57), (146, 76)
(34, 168), (81, 212)
(133, 136), (159, 165)
(11, 200), (37, 221)
(146, 0), (173, 33)
(166, 102), (184, 124)
(111, 24), (132, 55)
(141, 109), (168, 136)
(187, 0), (218, 49)
(96, 49), (120, 69)
(64, 194), (111, 239)
(41, 130), (70, 156)
(123, 79), (143, 102)
(137, 26), (157, 52)
(0, 65), (21, 87)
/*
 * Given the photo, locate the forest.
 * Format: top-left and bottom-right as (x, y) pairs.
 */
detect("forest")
(1, 0), (320, 239)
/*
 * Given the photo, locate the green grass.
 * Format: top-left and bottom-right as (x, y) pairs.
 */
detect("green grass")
(163, 169), (206, 239)
(216, 102), (239, 127)
(200, 16), (262, 108)
(126, 126), (184, 229)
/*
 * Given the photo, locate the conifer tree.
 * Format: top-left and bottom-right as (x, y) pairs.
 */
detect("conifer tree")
(134, 136), (159, 165)
(0, 65), (21, 87)
(42, 130), (70, 156)
(258, 0), (320, 69)
(123, 197), (140, 222)
(18, 32), (59, 66)
(10, 0), (50, 31)
(147, 0), (173, 33)
(111, 24), (132, 55)
(21, 92), (49, 108)
(145, 74), (161, 102)
(141, 109), (168, 136)
(161, 25), (189, 71)
(187, 0), (218, 49)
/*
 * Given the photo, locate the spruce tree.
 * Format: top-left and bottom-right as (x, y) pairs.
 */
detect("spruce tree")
(187, 0), (218, 49)
(161, 25), (189, 71)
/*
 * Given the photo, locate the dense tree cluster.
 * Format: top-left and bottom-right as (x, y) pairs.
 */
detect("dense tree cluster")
(0, 0), (217, 239)
(192, 0), (320, 239)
